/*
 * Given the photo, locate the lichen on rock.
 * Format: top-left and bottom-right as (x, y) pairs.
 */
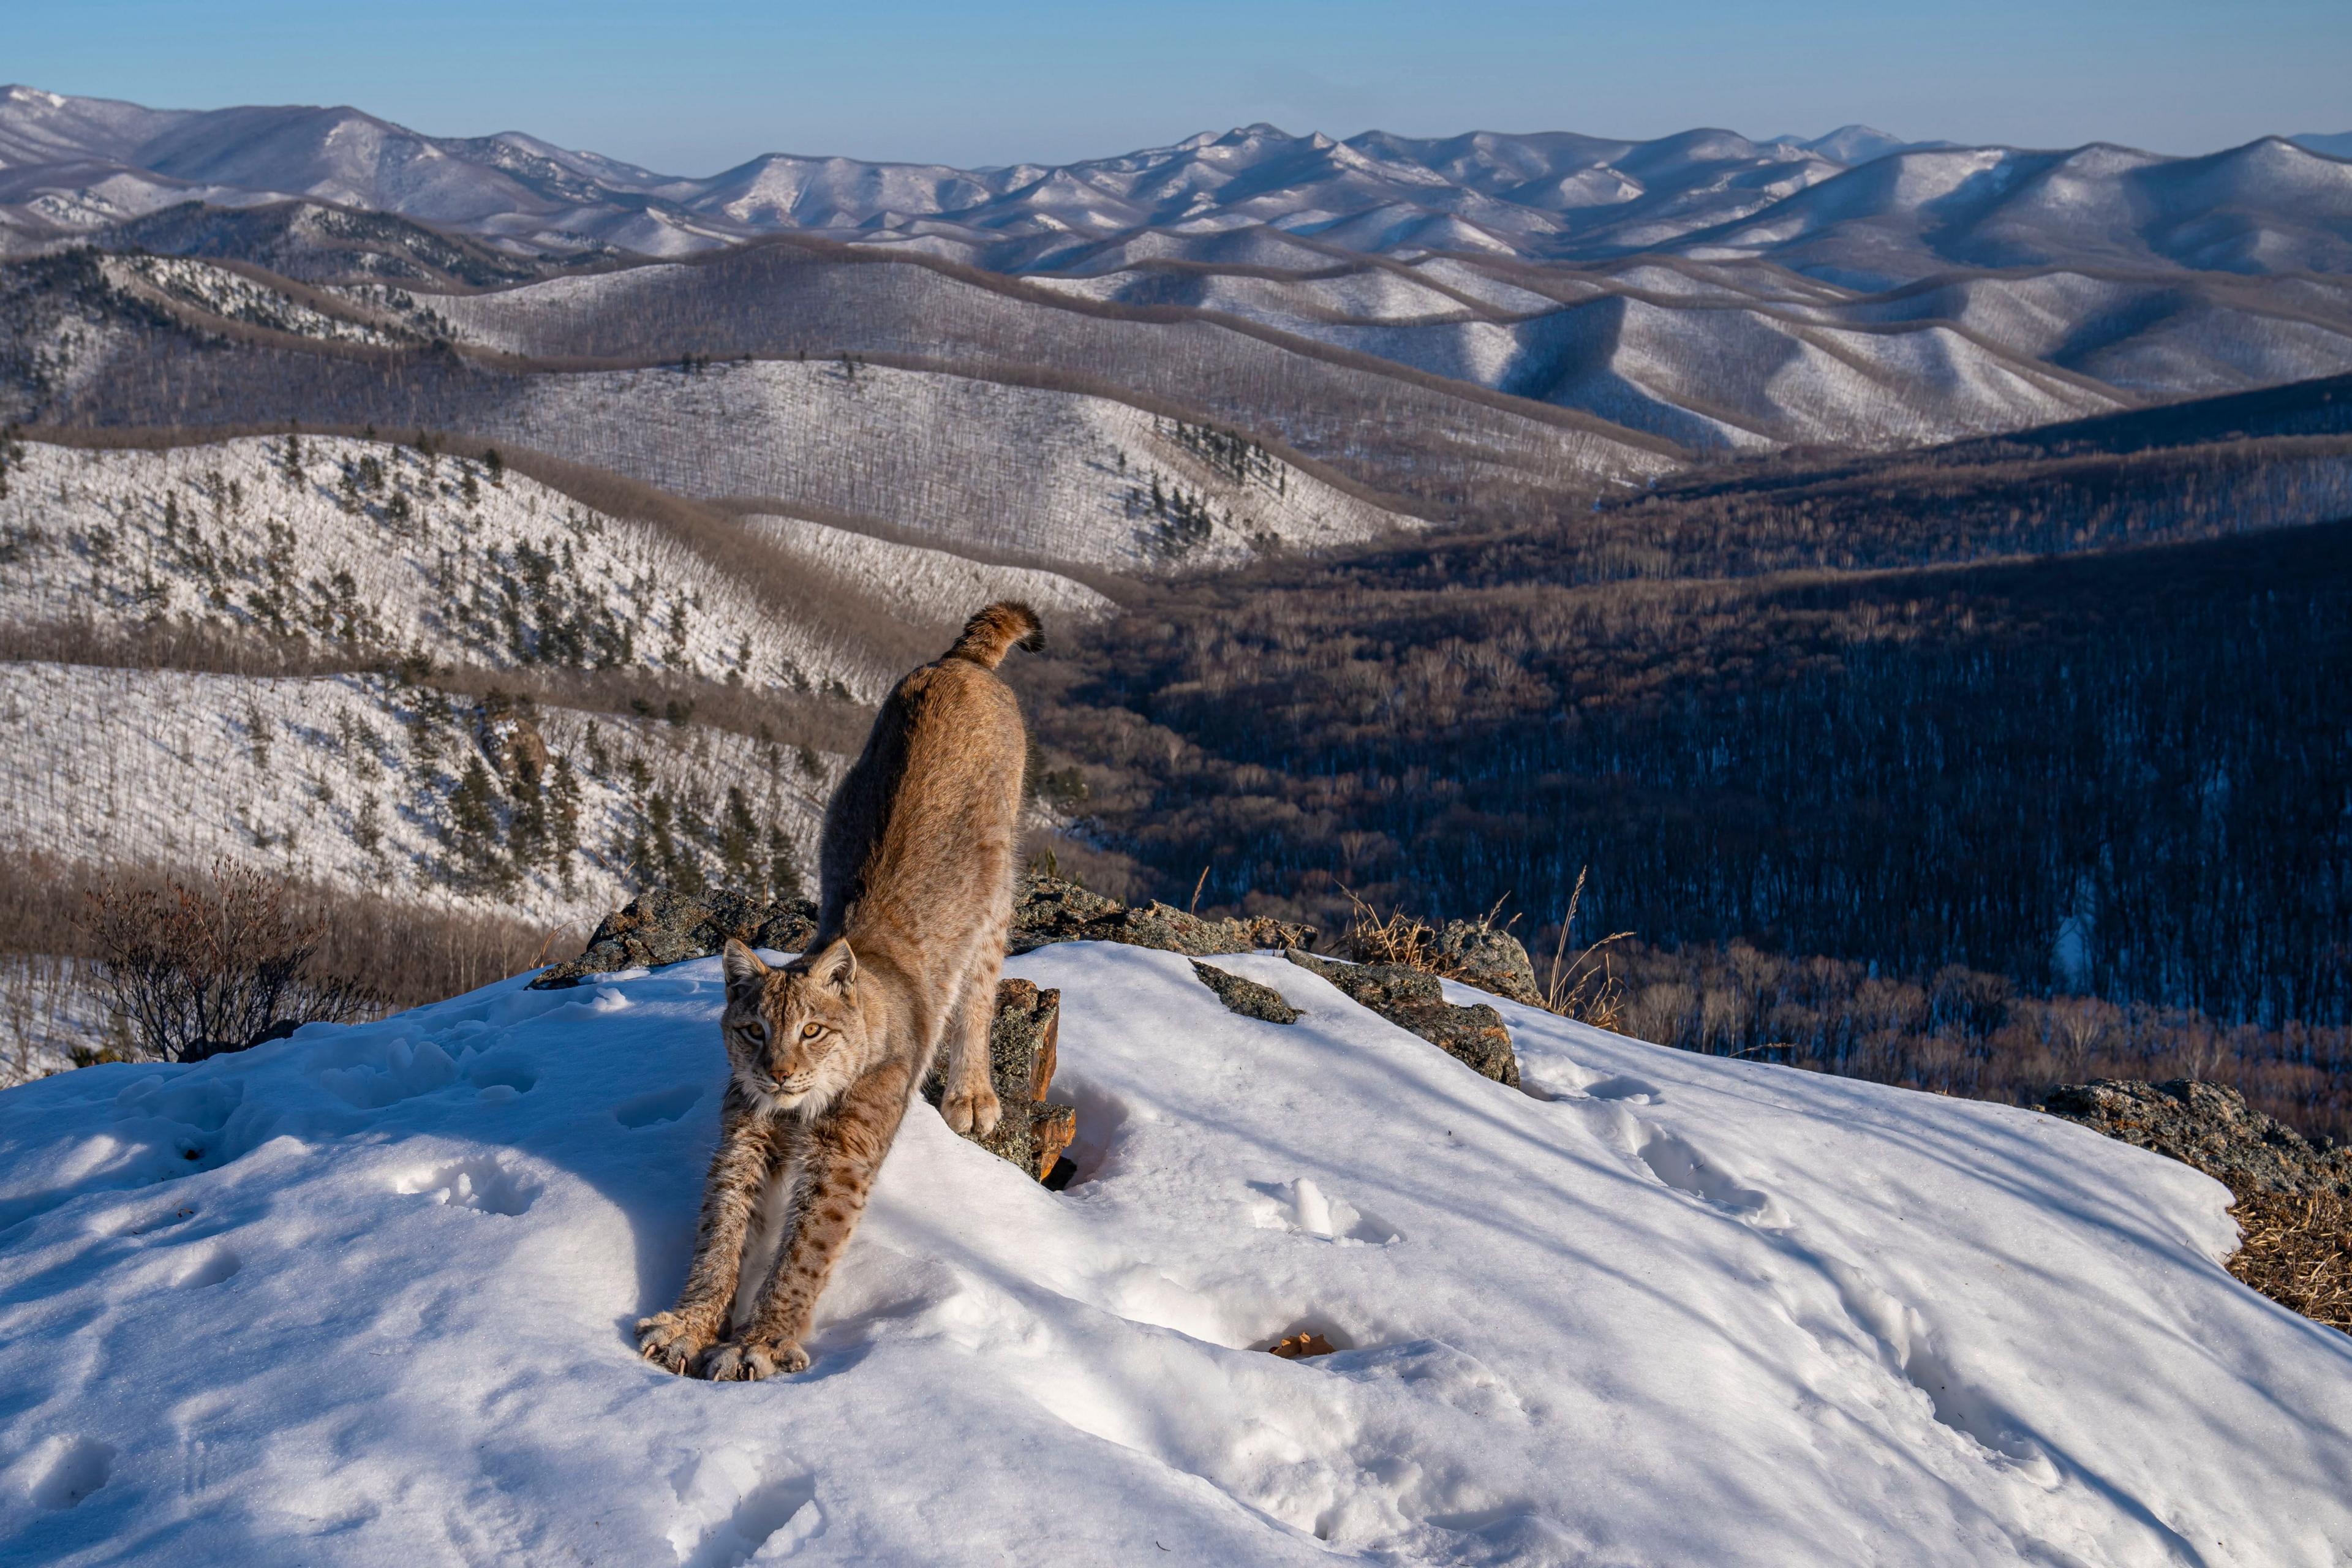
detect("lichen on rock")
(529, 889), (818, 989)
(922, 979), (1076, 1182)
(1011, 873), (1317, 958)
(1191, 962), (1301, 1024)
(2043, 1078), (2350, 1199)
(1428, 921), (1545, 1007)
(1282, 948), (1520, 1087)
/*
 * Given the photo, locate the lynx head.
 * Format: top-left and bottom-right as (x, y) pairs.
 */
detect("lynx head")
(720, 938), (866, 1114)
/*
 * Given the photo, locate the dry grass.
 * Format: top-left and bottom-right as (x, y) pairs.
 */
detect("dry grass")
(1340, 884), (1448, 971)
(2228, 1183), (2352, 1335)
(1340, 876), (1631, 1030)
(1540, 867), (1632, 1030)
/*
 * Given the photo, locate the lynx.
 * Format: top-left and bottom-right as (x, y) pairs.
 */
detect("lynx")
(636, 601), (1043, 1381)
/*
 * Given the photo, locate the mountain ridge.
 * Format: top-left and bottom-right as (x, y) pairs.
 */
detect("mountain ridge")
(7, 86), (2351, 287)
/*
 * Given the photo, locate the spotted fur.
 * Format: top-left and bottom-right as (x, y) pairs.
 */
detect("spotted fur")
(638, 601), (1038, 1379)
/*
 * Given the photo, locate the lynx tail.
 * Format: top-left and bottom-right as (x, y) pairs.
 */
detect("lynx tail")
(945, 601), (1045, 669)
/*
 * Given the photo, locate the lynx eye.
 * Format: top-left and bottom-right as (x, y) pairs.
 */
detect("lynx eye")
(800, 1022), (822, 1040)
(744, 1022), (767, 1044)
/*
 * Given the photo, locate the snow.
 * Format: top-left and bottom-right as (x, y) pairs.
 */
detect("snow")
(736, 513), (1114, 629)
(0, 661), (832, 930)
(0, 437), (878, 699)
(3, 941), (2345, 1565)
(437, 358), (1411, 573)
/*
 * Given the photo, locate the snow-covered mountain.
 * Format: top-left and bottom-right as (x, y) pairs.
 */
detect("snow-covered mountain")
(6, 85), (2351, 286)
(2, 941), (2345, 1562)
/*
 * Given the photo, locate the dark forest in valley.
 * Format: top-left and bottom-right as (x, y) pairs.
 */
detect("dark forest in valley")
(1028, 424), (2352, 1138)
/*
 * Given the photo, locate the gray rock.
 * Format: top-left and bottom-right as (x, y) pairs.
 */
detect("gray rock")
(2042, 1079), (2351, 1199)
(921, 979), (1074, 1182)
(1430, 921), (1545, 1007)
(1011, 873), (1317, 958)
(1192, 962), (1301, 1024)
(543, 873), (1317, 990)
(1283, 949), (1519, 1087)
(530, 889), (818, 989)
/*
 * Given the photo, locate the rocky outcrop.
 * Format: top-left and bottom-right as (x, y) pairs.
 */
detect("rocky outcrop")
(1427, 921), (1545, 1007)
(539, 874), (1316, 990)
(1192, 962), (1301, 1024)
(2042, 1079), (2351, 1199)
(1282, 949), (1520, 1087)
(1011, 874), (1318, 958)
(921, 979), (1076, 1183)
(474, 695), (549, 785)
(529, 890), (819, 989)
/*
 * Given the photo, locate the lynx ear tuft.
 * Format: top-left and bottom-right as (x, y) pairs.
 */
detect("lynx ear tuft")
(810, 939), (858, 993)
(721, 938), (769, 992)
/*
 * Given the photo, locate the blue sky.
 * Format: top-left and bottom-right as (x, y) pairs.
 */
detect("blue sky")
(13, 0), (2350, 172)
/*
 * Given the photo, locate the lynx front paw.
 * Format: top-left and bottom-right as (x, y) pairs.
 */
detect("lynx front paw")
(696, 1338), (810, 1381)
(941, 1084), (1003, 1138)
(636, 1311), (715, 1376)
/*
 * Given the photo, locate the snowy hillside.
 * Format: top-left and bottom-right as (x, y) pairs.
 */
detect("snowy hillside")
(423, 358), (1416, 571)
(0, 435), (881, 698)
(0, 661), (831, 924)
(736, 512), (1114, 628)
(1039, 258), (2352, 448)
(1, 941), (2344, 1564)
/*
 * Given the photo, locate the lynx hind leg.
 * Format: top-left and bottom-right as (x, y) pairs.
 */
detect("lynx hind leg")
(938, 963), (1002, 1138)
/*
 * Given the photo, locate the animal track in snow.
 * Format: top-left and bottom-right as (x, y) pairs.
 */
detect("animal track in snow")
(394, 1158), (538, 1216)
(1250, 1178), (1401, 1245)
(665, 1447), (820, 1567)
(315, 1035), (461, 1110)
(464, 1049), (538, 1099)
(171, 1245), (241, 1289)
(1634, 1127), (1788, 1227)
(614, 1084), (703, 1129)
(1045, 1069), (1132, 1185)
(1318, 1338), (1527, 1422)
(1821, 1260), (2056, 1477)
(20, 1436), (115, 1509)
(1516, 1055), (1657, 1105)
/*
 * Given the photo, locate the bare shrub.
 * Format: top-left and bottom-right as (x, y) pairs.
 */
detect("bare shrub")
(75, 859), (379, 1061)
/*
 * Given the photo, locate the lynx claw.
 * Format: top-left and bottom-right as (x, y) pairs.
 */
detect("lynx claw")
(942, 1085), (1003, 1138)
(697, 1338), (810, 1381)
(635, 1311), (712, 1376)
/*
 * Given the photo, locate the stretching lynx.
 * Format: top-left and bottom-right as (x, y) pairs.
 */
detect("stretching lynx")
(637, 601), (1042, 1380)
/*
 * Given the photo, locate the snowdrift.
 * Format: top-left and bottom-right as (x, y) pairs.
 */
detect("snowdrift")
(1, 943), (2346, 1566)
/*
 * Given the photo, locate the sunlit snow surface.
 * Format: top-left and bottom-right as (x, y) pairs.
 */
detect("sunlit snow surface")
(2, 944), (2346, 1565)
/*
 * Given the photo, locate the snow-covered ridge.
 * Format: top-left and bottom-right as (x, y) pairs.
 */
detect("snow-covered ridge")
(100, 254), (414, 347)
(737, 511), (1114, 628)
(0, 435), (874, 697)
(426, 358), (1418, 572)
(0, 660), (833, 1000)
(4, 88), (2348, 284)
(1, 942), (2344, 1562)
